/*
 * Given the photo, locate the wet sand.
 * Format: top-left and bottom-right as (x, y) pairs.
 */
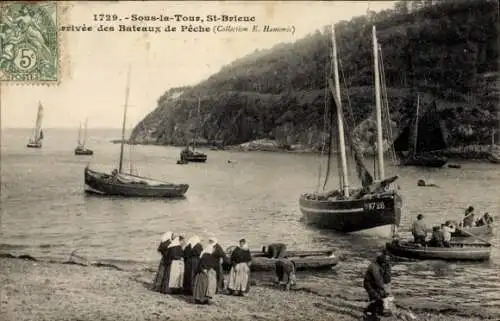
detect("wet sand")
(0, 257), (491, 321)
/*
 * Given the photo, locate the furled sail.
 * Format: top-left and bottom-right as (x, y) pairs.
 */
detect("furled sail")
(328, 79), (374, 188)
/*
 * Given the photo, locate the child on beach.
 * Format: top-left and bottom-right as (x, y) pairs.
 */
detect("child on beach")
(275, 258), (296, 291)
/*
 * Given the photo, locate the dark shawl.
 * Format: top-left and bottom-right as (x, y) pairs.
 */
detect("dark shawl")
(230, 246), (252, 265)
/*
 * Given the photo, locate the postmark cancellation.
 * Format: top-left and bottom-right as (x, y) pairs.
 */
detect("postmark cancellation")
(0, 1), (59, 83)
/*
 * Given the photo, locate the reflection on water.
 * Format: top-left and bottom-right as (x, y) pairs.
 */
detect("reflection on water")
(1, 128), (499, 316)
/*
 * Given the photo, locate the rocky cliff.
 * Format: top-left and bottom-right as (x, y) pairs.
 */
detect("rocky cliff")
(130, 0), (499, 155)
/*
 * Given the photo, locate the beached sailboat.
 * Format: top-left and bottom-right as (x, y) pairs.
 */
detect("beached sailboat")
(84, 67), (189, 198)
(74, 119), (94, 155)
(299, 26), (402, 236)
(393, 95), (448, 167)
(26, 102), (44, 148)
(179, 97), (207, 163)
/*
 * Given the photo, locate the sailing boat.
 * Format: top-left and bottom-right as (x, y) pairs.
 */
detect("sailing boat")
(27, 102), (44, 148)
(299, 26), (402, 235)
(393, 95), (448, 167)
(179, 97), (207, 163)
(84, 67), (189, 198)
(74, 118), (94, 155)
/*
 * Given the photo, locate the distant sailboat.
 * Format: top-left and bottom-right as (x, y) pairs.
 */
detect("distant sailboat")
(393, 96), (448, 168)
(27, 102), (44, 148)
(488, 129), (500, 164)
(180, 97), (207, 163)
(74, 118), (94, 155)
(84, 66), (189, 198)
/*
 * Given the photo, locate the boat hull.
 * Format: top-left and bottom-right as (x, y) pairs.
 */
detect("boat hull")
(222, 255), (338, 272)
(75, 148), (94, 155)
(386, 240), (491, 261)
(400, 155), (448, 168)
(451, 224), (494, 237)
(183, 155), (207, 162)
(27, 143), (42, 148)
(299, 192), (402, 233)
(84, 167), (188, 198)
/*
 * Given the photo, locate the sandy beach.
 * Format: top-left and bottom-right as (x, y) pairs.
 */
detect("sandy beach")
(0, 257), (494, 321)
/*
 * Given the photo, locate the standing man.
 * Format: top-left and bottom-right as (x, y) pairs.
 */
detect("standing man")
(411, 214), (427, 246)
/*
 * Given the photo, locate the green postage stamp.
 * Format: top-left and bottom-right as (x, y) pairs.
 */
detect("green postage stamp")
(0, 1), (59, 83)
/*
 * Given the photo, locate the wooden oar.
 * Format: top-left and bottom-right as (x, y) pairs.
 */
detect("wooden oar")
(455, 228), (494, 246)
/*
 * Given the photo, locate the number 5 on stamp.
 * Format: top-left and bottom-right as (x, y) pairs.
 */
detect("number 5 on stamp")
(0, 1), (59, 82)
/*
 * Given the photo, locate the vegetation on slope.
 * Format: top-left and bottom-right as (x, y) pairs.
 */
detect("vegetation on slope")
(131, 0), (499, 152)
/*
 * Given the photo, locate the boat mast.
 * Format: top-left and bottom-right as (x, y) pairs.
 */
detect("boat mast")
(373, 26), (385, 180)
(413, 94), (420, 158)
(331, 26), (349, 197)
(77, 121), (82, 146)
(83, 118), (88, 147)
(193, 96), (200, 151)
(118, 66), (131, 173)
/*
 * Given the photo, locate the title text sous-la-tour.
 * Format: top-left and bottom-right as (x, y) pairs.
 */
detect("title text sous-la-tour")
(130, 14), (256, 22)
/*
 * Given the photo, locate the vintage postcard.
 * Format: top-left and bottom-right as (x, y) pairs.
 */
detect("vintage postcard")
(1, 1), (498, 321)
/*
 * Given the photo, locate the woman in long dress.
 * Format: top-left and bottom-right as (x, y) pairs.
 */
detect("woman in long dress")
(208, 236), (228, 293)
(152, 231), (173, 292)
(228, 238), (252, 296)
(193, 243), (218, 304)
(183, 235), (203, 294)
(164, 236), (185, 294)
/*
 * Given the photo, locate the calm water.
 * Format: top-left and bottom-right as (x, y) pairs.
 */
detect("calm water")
(1, 128), (499, 314)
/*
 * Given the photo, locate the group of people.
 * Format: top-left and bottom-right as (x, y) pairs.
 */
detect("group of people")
(151, 234), (299, 304)
(460, 206), (493, 228)
(411, 206), (494, 247)
(152, 232), (251, 304)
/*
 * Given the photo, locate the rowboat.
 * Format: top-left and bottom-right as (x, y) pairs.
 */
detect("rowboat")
(385, 240), (491, 261)
(223, 248), (339, 272)
(451, 224), (494, 237)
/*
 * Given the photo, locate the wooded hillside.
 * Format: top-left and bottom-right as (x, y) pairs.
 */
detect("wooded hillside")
(131, 0), (499, 151)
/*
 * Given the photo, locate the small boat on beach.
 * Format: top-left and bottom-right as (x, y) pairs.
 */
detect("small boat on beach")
(451, 224), (494, 238)
(385, 240), (491, 261)
(223, 248), (338, 272)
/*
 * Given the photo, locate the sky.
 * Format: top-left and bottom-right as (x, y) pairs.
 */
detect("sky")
(1, 1), (396, 129)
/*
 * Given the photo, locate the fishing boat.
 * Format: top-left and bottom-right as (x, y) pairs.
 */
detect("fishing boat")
(487, 130), (500, 164)
(393, 95), (448, 168)
(299, 26), (402, 235)
(179, 97), (207, 163)
(74, 119), (94, 155)
(223, 247), (338, 272)
(26, 102), (44, 148)
(84, 67), (189, 198)
(451, 224), (494, 237)
(385, 240), (491, 261)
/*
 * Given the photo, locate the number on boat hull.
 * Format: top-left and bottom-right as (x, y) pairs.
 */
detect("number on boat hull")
(364, 202), (385, 211)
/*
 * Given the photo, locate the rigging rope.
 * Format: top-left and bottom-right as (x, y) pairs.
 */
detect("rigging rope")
(316, 65), (329, 192)
(378, 46), (398, 165)
(321, 52), (335, 191)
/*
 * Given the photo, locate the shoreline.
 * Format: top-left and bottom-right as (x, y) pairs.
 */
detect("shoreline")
(115, 139), (499, 161)
(1, 255), (496, 321)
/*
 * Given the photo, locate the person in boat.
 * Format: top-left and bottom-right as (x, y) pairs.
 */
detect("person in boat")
(363, 251), (392, 319)
(275, 258), (296, 291)
(476, 212), (493, 227)
(462, 206), (476, 228)
(152, 231), (174, 293)
(442, 221), (456, 248)
(163, 235), (185, 294)
(429, 226), (444, 247)
(193, 242), (218, 305)
(263, 243), (287, 259)
(208, 236), (228, 293)
(411, 214), (428, 246)
(227, 238), (252, 296)
(183, 235), (203, 295)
